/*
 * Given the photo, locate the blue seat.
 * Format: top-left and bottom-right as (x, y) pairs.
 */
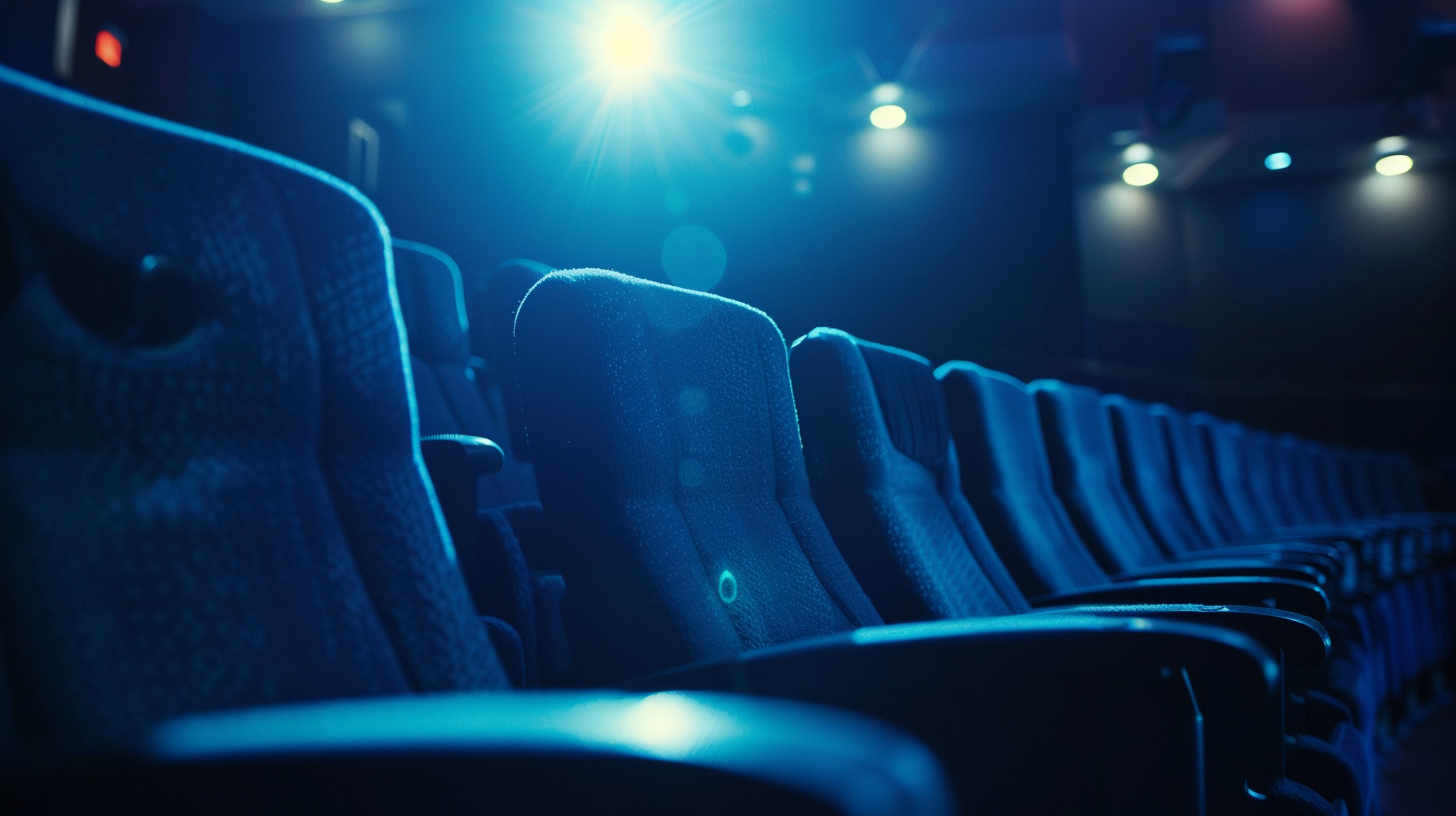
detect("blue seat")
(937, 363), (1328, 615)
(0, 63), (952, 816)
(787, 327), (1359, 814)
(512, 271), (1300, 814)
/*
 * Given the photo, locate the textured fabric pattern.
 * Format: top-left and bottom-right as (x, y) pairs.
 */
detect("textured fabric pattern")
(790, 328), (1026, 624)
(1030, 379), (1169, 573)
(0, 66), (504, 752)
(514, 271), (880, 684)
(937, 362), (1109, 597)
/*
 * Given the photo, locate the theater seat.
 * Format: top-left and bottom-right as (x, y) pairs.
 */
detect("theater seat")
(788, 328), (1360, 814)
(0, 63), (952, 816)
(937, 363), (1329, 619)
(514, 270), (1301, 814)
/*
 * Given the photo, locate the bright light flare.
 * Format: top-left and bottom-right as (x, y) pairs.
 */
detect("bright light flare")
(1122, 162), (1159, 186)
(870, 104), (906, 129)
(599, 7), (658, 76)
(1264, 152), (1291, 170)
(1374, 154), (1412, 176)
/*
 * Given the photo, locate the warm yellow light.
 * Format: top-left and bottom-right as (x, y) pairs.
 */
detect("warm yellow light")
(1122, 162), (1159, 186)
(1374, 154), (1413, 176)
(869, 104), (906, 129)
(601, 10), (656, 73)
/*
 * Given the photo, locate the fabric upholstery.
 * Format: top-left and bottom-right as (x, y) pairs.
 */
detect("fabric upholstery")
(514, 270), (881, 685)
(1151, 404), (1244, 544)
(1030, 379), (1169, 574)
(789, 328), (1027, 624)
(1102, 395), (1214, 555)
(936, 362), (1110, 597)
(0, 65), (505, 753)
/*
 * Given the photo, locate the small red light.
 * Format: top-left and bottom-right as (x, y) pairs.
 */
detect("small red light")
(95, 30), (122, 68)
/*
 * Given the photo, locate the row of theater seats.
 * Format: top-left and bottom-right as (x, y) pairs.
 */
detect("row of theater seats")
(0, 65), (951, 816)
(1, 62), (1449, 816)
(387, 226), (1451, 815)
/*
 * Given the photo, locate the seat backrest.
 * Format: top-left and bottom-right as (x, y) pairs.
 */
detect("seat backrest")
(513, 271), (881, 685)
(1151, 404), (1243, 545)
(1191, 414), (1273, 537)
(392, 241), (537, 508)
(0, 66), (505, 753)
(1374, 452), (1414, 515)
(1243, 430), (1300, 527)
(1301, 442), (1351, 523)
(469, 259), (551, 460)
(937, 362), (1109, 597)
(1340, 450), (1385, 518)
(1312, 443), (1359, 523)
(1102, 395), (1212, 554)
(789, 328), (1029, 623)
(1273, 434), (1322, 526)
(1029, 379), (1168, 573)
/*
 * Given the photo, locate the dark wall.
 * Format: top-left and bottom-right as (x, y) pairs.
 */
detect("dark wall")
(1078, 170), (1456, 459)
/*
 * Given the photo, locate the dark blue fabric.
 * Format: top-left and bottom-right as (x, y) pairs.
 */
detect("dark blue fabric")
(936, 362), (1110, 597)
(1193, 414), (1278, 536)
(514, 270), (881, 685)
(391, 241), (537, 509)
(1103, 395), (1214, 555)
(0, 65), (505, 752)
(789, 328), (1027, 624)
(1030, 379), (1169, 574)
(1152, 404), (1244, 544)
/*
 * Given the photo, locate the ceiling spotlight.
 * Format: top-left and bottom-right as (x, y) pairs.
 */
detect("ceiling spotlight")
(1122, 142), (1153, 163)
(1374, 135), (1409, 155)
(1122, 162), (1159, 186)
(871, 82), (903, 104)
(869, 104), (906, 129)
(1264, 152), (1291, 171)
(1374, 154), (1413, 176)
(730, 89), (752, 107)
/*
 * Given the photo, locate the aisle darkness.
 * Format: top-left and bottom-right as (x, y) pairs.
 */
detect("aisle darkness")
(1, 3), (1455, 816)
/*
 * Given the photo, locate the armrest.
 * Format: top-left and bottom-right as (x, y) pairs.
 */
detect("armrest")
(1029, 576), (1329, 621)
(419, 435), (505, 556)
(0, 692), (952, 816)
(1029, 604), (1330, 668)
(626, 616), (1283, 815)
(420, 434), (506, 480)
(1114, 559), (1327, 587)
